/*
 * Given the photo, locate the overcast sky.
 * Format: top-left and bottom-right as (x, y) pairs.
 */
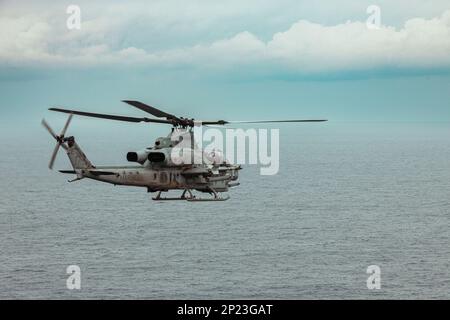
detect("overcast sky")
(1, 0), (449, 126)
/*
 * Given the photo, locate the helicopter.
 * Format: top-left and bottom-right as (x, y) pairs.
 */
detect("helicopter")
(42, 100), (327, 201)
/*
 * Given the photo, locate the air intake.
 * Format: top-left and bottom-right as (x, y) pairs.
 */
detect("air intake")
(126, 152), (138, 162)
(148, 152), (165, 162)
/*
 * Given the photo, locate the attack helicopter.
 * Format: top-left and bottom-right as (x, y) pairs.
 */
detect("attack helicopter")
(42, 100), (326, 201)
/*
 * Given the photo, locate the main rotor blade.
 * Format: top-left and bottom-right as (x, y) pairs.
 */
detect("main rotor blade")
(60, 113), (73, 137)
(41, 119), (58, 140)
(49, 107), (172, 124)
(49, 143), (60, 170)
(122, 100), (180, 121)
(226, 119), (328, 124)
(201, 120), (228, 125)
(196, 119), (328, 125)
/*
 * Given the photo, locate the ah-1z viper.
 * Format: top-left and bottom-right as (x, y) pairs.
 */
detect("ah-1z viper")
(42, 100), (326, 201)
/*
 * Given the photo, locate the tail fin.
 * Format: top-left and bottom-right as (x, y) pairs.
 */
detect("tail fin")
(66, 137), (94, 170)
(42, 115), (93, 174)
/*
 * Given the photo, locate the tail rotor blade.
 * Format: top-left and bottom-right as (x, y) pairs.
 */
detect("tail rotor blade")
(49, 143), (60, 170)
(41, 119), (58, 140)
(60, 113), (73, 137)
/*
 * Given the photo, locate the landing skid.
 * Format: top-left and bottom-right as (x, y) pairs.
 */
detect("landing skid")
(152, 188), (229, 201)
(187, 196), (229, 202)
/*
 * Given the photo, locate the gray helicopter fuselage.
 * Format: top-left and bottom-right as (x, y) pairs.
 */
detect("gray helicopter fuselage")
(64, 136), (240, 194)
(82, 164), (239, 193)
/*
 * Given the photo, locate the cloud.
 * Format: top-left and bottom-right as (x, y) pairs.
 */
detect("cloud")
(265, 12), (450, 72)
(0, 3), (450, 74)
(135, 10), (450, 73)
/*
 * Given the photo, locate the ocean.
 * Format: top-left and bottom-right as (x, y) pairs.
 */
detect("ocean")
(1, 121), (449, 299)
